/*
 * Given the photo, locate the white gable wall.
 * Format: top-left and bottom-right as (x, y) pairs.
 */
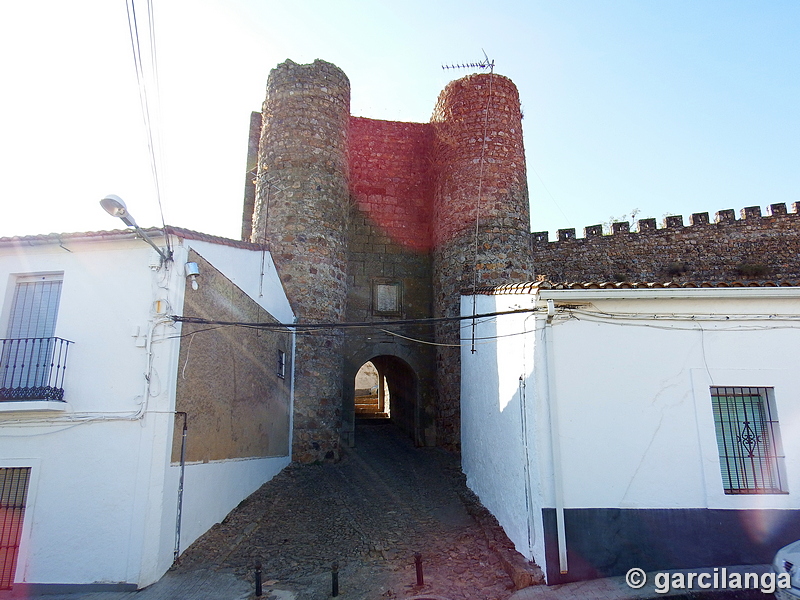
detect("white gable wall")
(184, 238), (294, 325)
(168, 238), (293, 561)
(460, 292), (542, 564)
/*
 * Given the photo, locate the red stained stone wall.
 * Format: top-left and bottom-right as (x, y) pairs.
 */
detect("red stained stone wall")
(430, 73), (533, 450)
(349, 117), (434, 253)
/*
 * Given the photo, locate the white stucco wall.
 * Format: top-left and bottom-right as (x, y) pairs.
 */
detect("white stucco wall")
(170, 455), (290, 551)
(170, 239), (295, 559)
(461, 287), (800, 581)
(184, 238), (294, 325)
(539, 292), (800, 512)
(0, 237), (183, 587)
(460, 292), (542, 563)
(0, 232), (295, 588)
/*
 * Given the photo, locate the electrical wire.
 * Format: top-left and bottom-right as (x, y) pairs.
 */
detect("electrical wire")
(125, 0), (169, 252)
(556, 307), (800, 331)
(171, 307), (540, 331)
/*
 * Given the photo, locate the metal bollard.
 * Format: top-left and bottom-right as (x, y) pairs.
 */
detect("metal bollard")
(332, 561), (339, 597)
(414, 552), (424, 586)
(255, 560), (262, 597)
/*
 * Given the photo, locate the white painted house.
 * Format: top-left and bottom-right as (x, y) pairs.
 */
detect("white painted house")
(461, 281), (800, 584)
(0, 227), (295, 592)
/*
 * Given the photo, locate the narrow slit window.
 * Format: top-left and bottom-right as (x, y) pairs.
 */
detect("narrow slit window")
(277, 349), (286, 379)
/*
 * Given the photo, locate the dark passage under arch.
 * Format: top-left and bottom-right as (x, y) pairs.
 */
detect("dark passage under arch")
(350, 355), (418, 443)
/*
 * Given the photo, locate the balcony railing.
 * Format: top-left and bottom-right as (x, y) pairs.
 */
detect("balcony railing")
(0, 337), (73, 401)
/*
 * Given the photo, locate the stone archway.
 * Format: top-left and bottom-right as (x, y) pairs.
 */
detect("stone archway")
(354, 360), (389, 418)
(344, 354), (420, 446)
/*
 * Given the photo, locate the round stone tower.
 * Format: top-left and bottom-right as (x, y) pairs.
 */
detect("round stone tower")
(431, 72), (533, 449)
(251, 59), (350, 462)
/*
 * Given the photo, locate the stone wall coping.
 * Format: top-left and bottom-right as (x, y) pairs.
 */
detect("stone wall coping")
(533, 203), (799, 244)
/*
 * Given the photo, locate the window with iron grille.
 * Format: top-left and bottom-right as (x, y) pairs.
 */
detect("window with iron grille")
(1, 274), (72, 401)
(711, 387), (787, 494)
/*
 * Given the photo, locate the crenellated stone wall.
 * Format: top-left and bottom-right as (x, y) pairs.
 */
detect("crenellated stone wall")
(532, 203), (800, 283)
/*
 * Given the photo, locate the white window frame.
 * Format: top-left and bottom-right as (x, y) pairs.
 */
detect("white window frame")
(691, 368), (797, 509)
(710, 386), (787, 495)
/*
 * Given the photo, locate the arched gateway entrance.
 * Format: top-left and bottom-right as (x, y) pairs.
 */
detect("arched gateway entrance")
(354, 361), (389, 418)
(342, 354), (424, 447)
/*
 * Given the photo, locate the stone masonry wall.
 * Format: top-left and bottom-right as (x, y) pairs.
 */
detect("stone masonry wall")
(251, 59), (351, 462)
(344, 117), (437, 446)
(173, 250), (291, 463)
(244, 60), (800, 461)
(346, 116), (434, 335)
(348, 117), (434, 253)
(431, 73), (532, 450)
(532, 203), (800, 283)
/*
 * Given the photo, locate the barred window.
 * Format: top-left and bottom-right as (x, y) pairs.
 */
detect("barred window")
(711, 387), (787, 495)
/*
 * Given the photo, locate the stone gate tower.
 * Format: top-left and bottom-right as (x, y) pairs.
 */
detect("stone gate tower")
(247, 59), (531, 461)
(430, 73), (533, 447)
(251, 60), (351, 462)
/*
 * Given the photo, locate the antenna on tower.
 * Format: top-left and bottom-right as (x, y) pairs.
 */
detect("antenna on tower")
(441, 49), (497, 353)
(442, 50), (495, 73)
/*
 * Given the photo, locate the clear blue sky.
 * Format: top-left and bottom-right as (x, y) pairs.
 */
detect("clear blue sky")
(1, 0), (798, 240)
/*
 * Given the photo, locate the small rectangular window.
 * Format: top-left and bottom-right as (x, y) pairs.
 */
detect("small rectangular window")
(711, 386), (787, 494)
(277, 349), (285, 379)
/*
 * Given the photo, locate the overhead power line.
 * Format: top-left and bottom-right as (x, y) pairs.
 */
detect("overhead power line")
(125, 0), (168, 238)
(170, 308), (540, 331)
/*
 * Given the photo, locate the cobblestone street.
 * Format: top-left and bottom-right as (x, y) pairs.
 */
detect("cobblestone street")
(174, 419), (539, 600)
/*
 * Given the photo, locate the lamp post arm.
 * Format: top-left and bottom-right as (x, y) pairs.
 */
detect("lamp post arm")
(134, 225), (172, 263)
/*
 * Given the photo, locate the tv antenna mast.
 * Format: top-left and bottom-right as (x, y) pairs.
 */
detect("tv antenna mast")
(442, 50), (495, 73)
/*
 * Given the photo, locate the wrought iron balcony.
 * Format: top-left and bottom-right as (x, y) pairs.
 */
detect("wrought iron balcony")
(0, 337), (73, 401)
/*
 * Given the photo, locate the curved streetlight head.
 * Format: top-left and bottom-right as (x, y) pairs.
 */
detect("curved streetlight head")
(100, 194), (137, 227)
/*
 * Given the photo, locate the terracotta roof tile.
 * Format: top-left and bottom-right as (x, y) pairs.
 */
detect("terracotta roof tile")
(466, 280), (800, 295)
(0, 226), (265, 251)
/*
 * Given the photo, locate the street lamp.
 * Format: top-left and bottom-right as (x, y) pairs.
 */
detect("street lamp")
(99, 195), (172, 263)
